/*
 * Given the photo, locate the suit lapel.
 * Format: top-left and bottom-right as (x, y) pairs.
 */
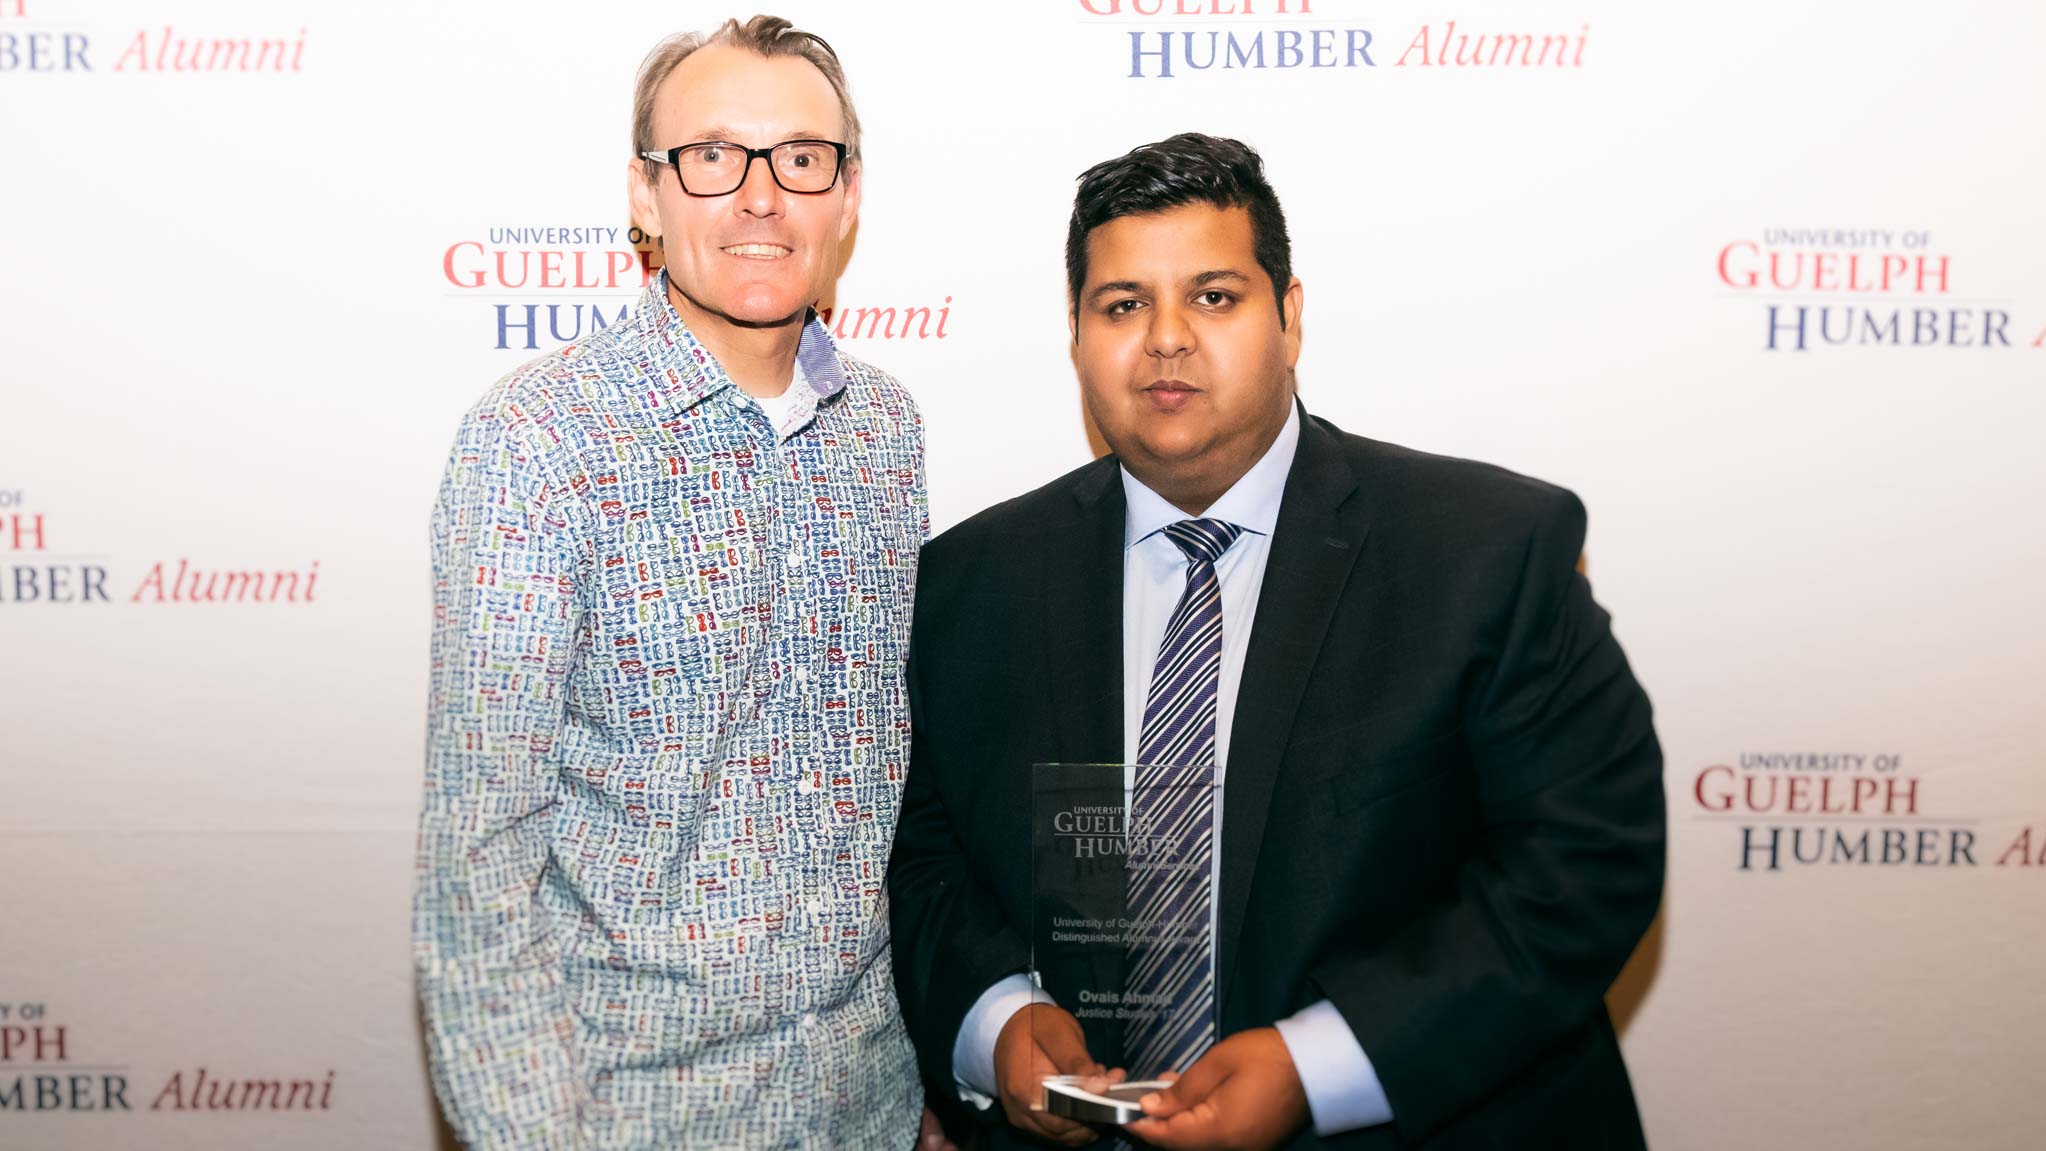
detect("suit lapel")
(1216, 407), (1368, 1014)
(1045, 457), (1126, 765)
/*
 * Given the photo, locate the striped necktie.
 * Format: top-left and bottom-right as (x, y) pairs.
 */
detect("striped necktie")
(1124, 517), (1242, 1074)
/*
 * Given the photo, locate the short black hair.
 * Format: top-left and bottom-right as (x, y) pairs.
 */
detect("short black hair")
(1065, 132), (1293, 326)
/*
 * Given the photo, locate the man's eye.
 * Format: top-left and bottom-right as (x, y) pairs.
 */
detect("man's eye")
(1107, 300), (1140, 315)
(1198, 290), (1233, 306)
(698, 147), (725, 163)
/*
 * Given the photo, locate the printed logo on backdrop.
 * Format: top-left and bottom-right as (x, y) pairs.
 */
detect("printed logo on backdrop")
(444, 225), (956, 352)
(1717, 228), (2045, 352)
(1075, 1), (1591, 80)
(0, 1001), (335, 1116)
(1689, 754), (2045, 872)
(0, 489), (316, 607)
(0, 1), (307, 74)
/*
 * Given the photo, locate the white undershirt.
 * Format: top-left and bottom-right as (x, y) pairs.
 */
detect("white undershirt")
(749, 377), (803, 435)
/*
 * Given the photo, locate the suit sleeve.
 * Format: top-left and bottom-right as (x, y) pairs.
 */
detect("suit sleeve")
(413, 403), (589, 1150)
(889, 583), (1036, 1098)
(1308, 487), (1665, 1141)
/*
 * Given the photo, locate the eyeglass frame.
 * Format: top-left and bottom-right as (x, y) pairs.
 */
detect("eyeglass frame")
(639, 139), (850, 197)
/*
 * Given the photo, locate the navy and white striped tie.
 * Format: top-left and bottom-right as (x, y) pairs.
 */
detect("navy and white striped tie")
(1125, 517), (1242, 1074)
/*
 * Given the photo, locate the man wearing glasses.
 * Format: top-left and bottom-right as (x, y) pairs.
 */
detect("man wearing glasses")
(415, 16), (931, 1149)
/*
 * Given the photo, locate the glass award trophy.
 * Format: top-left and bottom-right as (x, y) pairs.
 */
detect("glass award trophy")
(1031, 762), (1216, 1125)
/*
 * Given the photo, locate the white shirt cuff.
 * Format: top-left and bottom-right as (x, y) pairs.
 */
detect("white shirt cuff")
(951, 973), (1053, 1108)
(1272, 998), (1394, 1135)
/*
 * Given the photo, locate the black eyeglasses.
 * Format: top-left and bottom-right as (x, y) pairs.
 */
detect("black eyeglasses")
(640, 140), (848, 196)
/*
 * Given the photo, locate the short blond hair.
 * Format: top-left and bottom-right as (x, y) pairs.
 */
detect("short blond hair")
(632, 15), (862, 183)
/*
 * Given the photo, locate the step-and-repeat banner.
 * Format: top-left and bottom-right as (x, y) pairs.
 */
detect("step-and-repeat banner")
(3, 1), (2042, 1147)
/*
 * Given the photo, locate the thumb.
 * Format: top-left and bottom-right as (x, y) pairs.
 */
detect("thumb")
(1036, 1012), (1101, 1077)
(1141, 1055), (1226, 1119)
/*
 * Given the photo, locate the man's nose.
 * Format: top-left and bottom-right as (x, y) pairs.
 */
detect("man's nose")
(1146, 305), (1194, 358)
(733, 154), (786, 218)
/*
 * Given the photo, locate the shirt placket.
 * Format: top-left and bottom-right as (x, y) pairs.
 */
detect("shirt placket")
(752, 393), (835, 1060)
(766, 417), (816, 841)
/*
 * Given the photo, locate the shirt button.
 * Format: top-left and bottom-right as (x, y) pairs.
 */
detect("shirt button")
(794, 667), (809, 684)
(797, 775), (817, 794)
(801, 1011), (819, 1030)
(807, 899), (824, 918)
(787, 549), (805, 569)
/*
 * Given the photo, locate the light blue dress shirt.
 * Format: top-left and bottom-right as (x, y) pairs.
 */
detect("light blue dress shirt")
(951, 404), (1394, 1135)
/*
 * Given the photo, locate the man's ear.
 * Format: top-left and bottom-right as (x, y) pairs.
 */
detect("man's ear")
(836, 161), (862, 241)
(1281, 276), (1304, 366)
(627, 158), (661, 242)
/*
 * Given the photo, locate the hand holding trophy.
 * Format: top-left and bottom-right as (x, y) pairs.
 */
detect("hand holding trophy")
(991, 1002), (1128, 1145)
(1031, 763), (1218, 1129)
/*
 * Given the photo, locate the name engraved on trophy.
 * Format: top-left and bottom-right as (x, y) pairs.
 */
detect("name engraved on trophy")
(1073, 989), (1171, 1023)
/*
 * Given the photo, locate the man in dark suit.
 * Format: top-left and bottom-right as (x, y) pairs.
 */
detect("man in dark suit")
(889, 133), (1664, 1151)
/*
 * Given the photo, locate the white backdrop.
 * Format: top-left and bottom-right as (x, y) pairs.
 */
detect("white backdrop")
(3, 1), (2043, 1147)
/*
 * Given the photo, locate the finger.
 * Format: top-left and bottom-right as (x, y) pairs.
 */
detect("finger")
(1125, 1099), (1220, 1148)
(1017, 1065), (1113, 1145)
(1030, 1044), (1104, 1100)
(1018, 1106), (1101, 1147)
(1141, 1053), (1229, 1119)
(1073, 1068), (1115, 1095)
(1038, 1022), (1099, 1077)
(1008, 1098), (1090, 1142)
(1008, 1080), (1097, 1144)
(1123, 1117), (1177, 1148)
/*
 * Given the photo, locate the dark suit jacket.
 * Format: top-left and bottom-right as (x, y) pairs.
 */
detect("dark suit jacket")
(889, 406), (1664, 1150)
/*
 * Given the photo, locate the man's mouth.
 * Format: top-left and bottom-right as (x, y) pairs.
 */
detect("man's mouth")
(723, 243), (793, 260)
(1144, 380), (1199, 409)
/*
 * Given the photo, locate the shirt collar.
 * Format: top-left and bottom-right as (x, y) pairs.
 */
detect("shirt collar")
(760, 358), (821, 442)
(635, 269), (848, 411)
(1121, 401), (1301, 550)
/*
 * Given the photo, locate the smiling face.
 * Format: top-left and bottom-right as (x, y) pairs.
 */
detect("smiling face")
(1072, 202), (1303, 514)
(627, 43), (860, 335)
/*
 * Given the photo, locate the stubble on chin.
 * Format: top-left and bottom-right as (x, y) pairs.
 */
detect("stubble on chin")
(670, 279), (813, 332)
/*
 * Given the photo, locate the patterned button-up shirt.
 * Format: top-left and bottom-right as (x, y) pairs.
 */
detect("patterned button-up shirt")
(415, 272), (926, 1150)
